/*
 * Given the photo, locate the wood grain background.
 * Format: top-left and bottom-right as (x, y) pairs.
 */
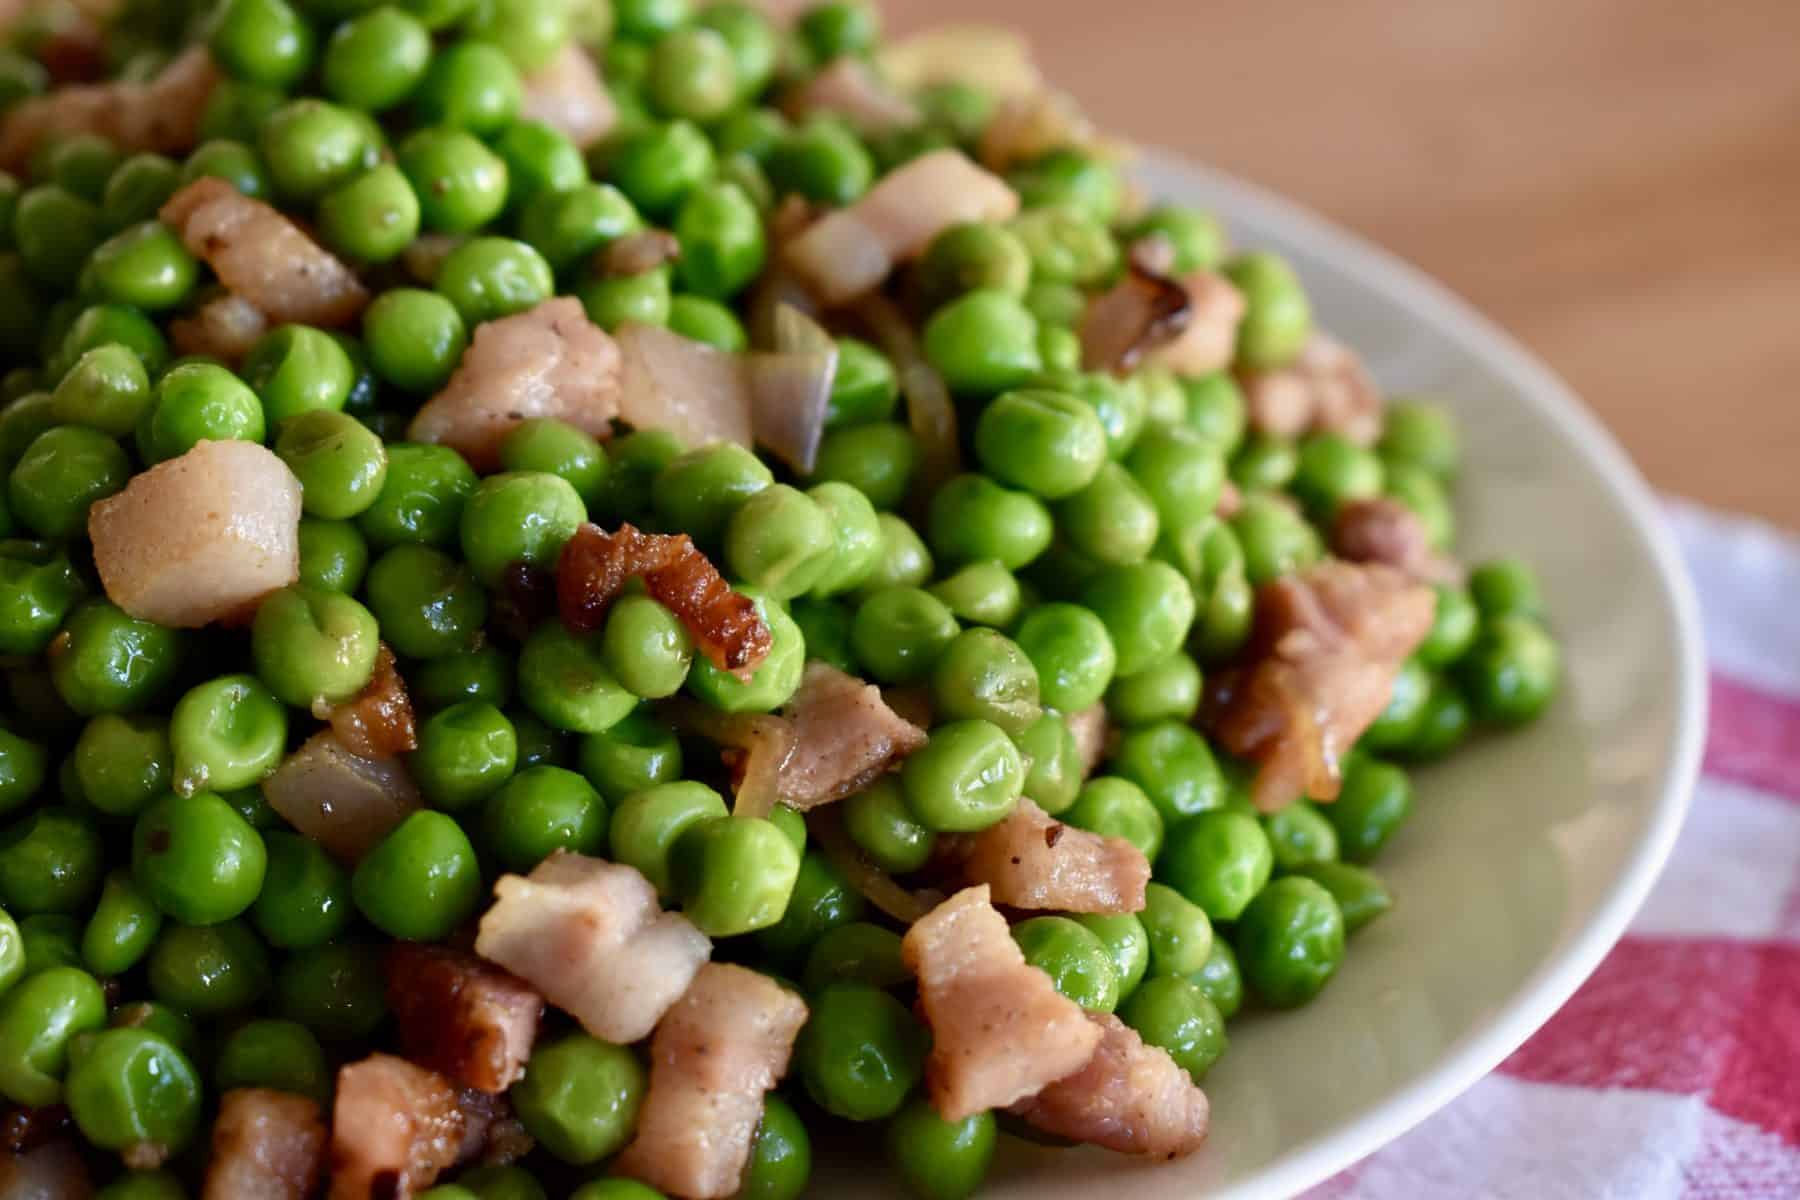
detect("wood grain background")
(892, 0), (1800, 528)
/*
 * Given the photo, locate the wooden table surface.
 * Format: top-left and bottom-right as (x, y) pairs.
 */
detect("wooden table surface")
(893, 0), (1800, 529)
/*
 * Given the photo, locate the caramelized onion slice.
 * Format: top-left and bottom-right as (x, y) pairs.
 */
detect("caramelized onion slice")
(1079, 264), (1193, 374)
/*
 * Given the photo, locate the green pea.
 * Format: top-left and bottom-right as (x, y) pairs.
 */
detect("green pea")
(7, 664), (80, 742)
(1230, 493), (1321, 585)
(44, 134), (120, 203)
(50, 344), (150, 437)
(0, 965), (106, 1106)
(901, 719), (1023, 834)
(1234, 875), (1345, 1007)
(929, 627), (1040, 737)
(8, 425), (130, 539)
(755, 847), (864, 963)
(275, 940), (385, 1038)
(414, 648), (512, 713)
(1156, 809), (1273, 921)
(147, 919), (271, 1014)
(1457, 615), (1560, 726)
(596, 594), (692, 700)
(917, 222), (1031, 309)
(609, 781), (727, 896)
(767, 117), (872, 207)
(460, 471), (585, 588)
(1022, 279), (1086, 331)
(1127, 204), (1226, 275)
(577, 709), (682, 801)
(851, 586), (959, 685)
(14, 184), (102, 289)
(0, 807), (103, 915)
(507, 709), (566, 767)
(1136, 880), (1213, 978)
(168, 674), (287, 795)
(437, 236), (556, 325)
(841, 776), (932, 874)
(275, 409), (388, 520)
(0, 541), (82, 658)
(1185, 935), (1243, 1020)
(361, 292), (469, 395)
(510, 1031), (646, 1165)
(927, 474), (1053, 571)
(810, 422), (916, 511)
(662, 293), (744, 351)
(1012, 915), (1120, 1012)
(1011, 711), (1079, 816)
(198, 77), (286, 144)
(686, 588), (805, 713)
(1404, 674), (1472, 761)
(0, 728), (48, 823)
(724, 483), (836, 598)
(214, 1017), (330, 1102)
(803, 481), (881, 598)
(482, 765), (608, 873)
(519, 182), (642, 274)
(854, 513), (933, 594)
(251, 831), (350, 950)
(1326, 757), (1413, 863)
(209, 0), (316, 88)
(798, 982), (925, 1121)
(1119, 974), (1225, 1080)
(365, 543), (488, 657)
(577, 265), (672, 331)
(1292, 432), (1384, 520)
(407, 700), (516, 810)
(799, 922), (904, 996)
(923, 289), (1041, 397)
(1009, 147), (1122, 222)
(1468, 556), (1543, 620)
(260, 98), (376, 202)
(1014, 602), (1116, 712)
(317, 163), (421, 263)
(1111, 722), (1222, 825)
(1055, 460), (1160, 569)
(926, 560), (1018, 630)
(413, 41), (522, 132)
(694, 2), (779, 99)
(1063, 915), (1146, 1009)
(1036, 323), (1081, 376)
(1087, 563), (1198, 682)
(1293, 860), (1392, 935)
(1105, 652), (1201, 728)
(1127, 420), (1225, 520)
(1225, 251), (1312, 370)
(80, 869), (162, 977)
(182, 138), (273, 199)
(672, 814), (801, 936)
(885, 1095), (994, 1200)
(670, 178), (763, 298)
(1379, 399), (1459, 479)
(1262, 800), (1340, 872)
(0, 908), (20, 997)
(821, 336), (898, 430)
(131, 790), (267, 925)
(1009, 206), (1118, 287)
(518, 622), (637, 733)
(86, 221), (198, 311)
(66, 1026), (202, 1154)
(1180, 372), (1247, 454)
(646, 442), (768, 549)
(642, 25), (736, 122)
(1384, 461), (1454, 550)
(399, 126), (510, 236)
(797, 0), (878, 56)
(287, 521), (360, 596)
(352, 810), (482, 940)
(323, 5), (431, 110)
(140, 362), (264, 464)
(611, 119), (717, 217)
(780, 602), (847, 677)
(973, 387), (1109, 501)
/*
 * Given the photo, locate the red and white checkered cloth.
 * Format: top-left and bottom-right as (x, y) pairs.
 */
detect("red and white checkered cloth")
(1312, 503), (1800, 1198)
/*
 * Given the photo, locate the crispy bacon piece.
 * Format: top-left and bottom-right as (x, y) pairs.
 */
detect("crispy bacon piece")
(1151, 271), (1247, 377)
(519, 44), (616, 149)
(0, 45), (216, 171)
(954, 798), (1148, 914)
(385, 944), (543, 1094)
(557, 523), (772, 677)
(453, 1087), (534, 1168)
(1206, 560), (1435, 811)
(316, 644), (417, 759)
(902, 885), (1103, 1121)
(1330, 496), (1462, 586)
(1079, 264), (1193, 375)
(328, 1055), (464, 1200)
(406, 297), (621, 470)
(263, 731), (421, 863)
(614, 964), (809, 1200)
(474, 852), (711, 1045)
(1067, 702), (1110, 777)
(169, 293), (268, 365)
(1008, 1013), (1210, 1159)
(160, 177), (367, 328)
(1240, 333), (1384, 447)
(203, 1089), (327, 1200)
(88, 439), (301, 628)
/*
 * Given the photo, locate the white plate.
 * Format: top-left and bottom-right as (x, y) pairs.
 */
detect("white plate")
(822, 152), (1708, 1198)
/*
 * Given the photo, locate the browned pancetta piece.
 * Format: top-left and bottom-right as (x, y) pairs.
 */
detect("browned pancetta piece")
(954, 798), (1149, 914)
(1008, 1013), (1210, 1159)
(385, 944), (544, 1094)
(203, 1089), (327, 1200)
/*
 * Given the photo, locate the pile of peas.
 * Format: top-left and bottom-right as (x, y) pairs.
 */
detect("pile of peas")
(0, 0), (1564, 1195)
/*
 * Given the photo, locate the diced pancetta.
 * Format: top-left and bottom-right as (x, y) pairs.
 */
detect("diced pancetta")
(406, 297), (621, 470)
(0, 45), (216, 171)
(1240, 333), (1383, 447)
(203, 1089), (327, 1200)
(1008, 1013), (1210, 1159)
(88, 439), (301, 628)
(954, 798), (1148, 914)
(169, 293), (268, 365)
(520, 44), (616, 149)
(901, 885), (1102, 1121)
(1151, 271), (1246, 377)
(785, 56), (920, 133)
(262, 731), (422, 863)
(775, 662), (927, 809)
(614, 964), (809, 1200)
(328, 1055), (464, 1200)
(386, 944), (543, 1094)
(315, 643), (416, 759)
(1330, 496), (1461, 586)
(474, 852), (711, 1045)
(1067, 702), (1110, 777)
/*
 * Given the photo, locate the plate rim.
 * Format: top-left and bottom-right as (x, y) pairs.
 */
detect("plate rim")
(1138, 149), (1711, 1199)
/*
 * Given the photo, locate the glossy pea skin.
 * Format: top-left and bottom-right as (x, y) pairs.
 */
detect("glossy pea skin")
(595, 596), (692, 702)
(0, 967), (115, 1107)
(767, 117), (872, 208)
(362, 292), (468, 396)
(275, 409), (388, 520)
(252, 584), (380, 711)
(1111, 720), (1225, 823)
(1119, 974), (1226, 1081)
(851, 586), (960, 686)
(147, 919), (271, 1015)
(929, 627), (1040, 738)
(252, 831), (351, 950)
(0, 807), (104, 915)
(860, 513), (934, 592)
(512, 1031), (646, 1164)
(825, 336), (898, 429)
(482, 765), (608, 873)
(756, 848), (865, 964)
(366, 544), (488, 658)
(519, 180), (641, 274)
(323, 6), (431, 110)
(842, 776), (934, 874)
(518, 622), (637, 733)
(182, 138), (274, 199)
(413, 42), (522, 133)
(399, 126), (510, 236)
(610, 781), (728, 897)
(245, 324), (357, 428)
(81, 869), (163, 977)
(214, 1017), (331, 1103)
(1404, 674), (1472, 761)
(922, 289), (1041, 397)
(275, 940), (385, 1039)
(1055, 461), (1160, 569)
(1292, 432), (1385, 521)
(1456, 615), (1560, 726)
(1010, 206), (1118, 289)
(672, 814), (802, 936)
(1262, 800), (1340, 872)
(1106, 651), (1202, 727)
(725, 483), (837, 599)
(1083, 561), (1196, 679)
(576, 709), (682, 801)
(1234, 875), (1346, 1008)
(789, 598), (855, 674)
(1188, 935), (1244, 1020)
(686, 589), (805, 713)
(168, 674), (287, 795)
(974, 388), (1108, 501)
(86, 221), (198, 312)
(131, 791), (267, 925)
(1013, 916), (1121, 1012)
(65, 1027), (202, 1155)
(500, 419), (608, 508)
(1072, 912), (1150, 1005)
(807, 480), (883, 597)
(409, 701), (518, 810)
(652, 441), (772, 547)
(1139, 881), (1215, 979)
(674, 178), (764, 299)
(902, 719), (1024, 834)
(1230, 493), (1322, 586)
(462, 0), (572, 72)
(802, 922), (907, 996)
(1294, 860), (1393, 935)
(578, 266), (672, 331)
(1157, 809), (1274, 921)
(0, 725), (50, 818)
(436, 231), (554, 320)
(1010, 148), (1123, 224)
(1014, 711), (1082, 816)
(1379, 400), (1460, 480)
(1326, 757), (1413, 863)
(45, 134), (120, 203)
(1362, 657), (1431, 752)
(139, 362), (264, 464)
(886, 1096), (996, 1200)
(667, 293), (748, 350)
(917, 222), (1031, 309)
(0, 541), (83, 657)
(0, 908), (21, 997)
(1181, 372), (1248, 455)
(14, 185), (103, 290)
(810, 422), (917, 512)
(1014, 602), (1116, 713)
(1224, 251), (1312, 371)
(209, 0), (316, 88)
(926, 474), (1053, 571)
(928, 559), (1021, 629)
(260, 99), (377, 202)
(51, 344), (151, 436)
(8, 425), (130, 539)
(460, 470), (585, 586)
(1126, 421), (1227, 526)
(798, 982), (926, 1122)
(352, 810), (483, 941)
(611, 120), (717, 217)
